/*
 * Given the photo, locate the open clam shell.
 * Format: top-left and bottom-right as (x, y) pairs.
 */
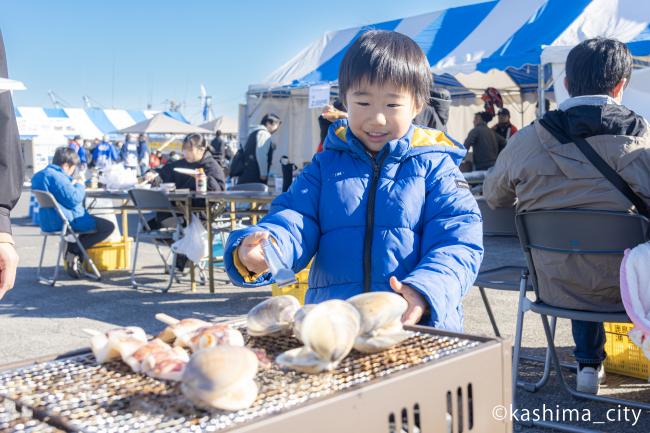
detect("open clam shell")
(247, 295), (301, 337)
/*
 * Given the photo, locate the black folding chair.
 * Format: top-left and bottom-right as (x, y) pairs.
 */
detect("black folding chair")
(32, 190), (101, 285)
(128, 189), (185, 293)
(513, 209), (650, 432)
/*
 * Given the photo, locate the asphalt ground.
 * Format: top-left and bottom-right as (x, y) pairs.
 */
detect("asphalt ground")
(1, 193), (649, 432)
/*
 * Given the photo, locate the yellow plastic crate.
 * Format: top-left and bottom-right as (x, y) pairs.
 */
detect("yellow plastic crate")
(271, 283), (308, 305)
(86, 238), (133, 272)
(271, 265), (310, 305)
(604, 322), (650, 381)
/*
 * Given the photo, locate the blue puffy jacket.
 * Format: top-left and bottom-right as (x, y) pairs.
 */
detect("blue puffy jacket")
(224, 120), (483, 331)
(31, 164), (96, 233)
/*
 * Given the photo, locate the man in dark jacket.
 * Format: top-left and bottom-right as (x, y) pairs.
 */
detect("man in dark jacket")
(209, 130), (227, 167)
(484, 38), (650, 395)
(413, 87), (451, 132)
(0, 30), (22, 299)
(463, 111), (506, 170)
(237, 113), (280, 184)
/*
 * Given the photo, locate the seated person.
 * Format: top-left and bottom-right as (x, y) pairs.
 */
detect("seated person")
(483, 38), (650, 394)
(32, 147), (115, 278)
(145, 133), (226, 194)
(144, 133), (226, 272)
(223, 30), (483, 331)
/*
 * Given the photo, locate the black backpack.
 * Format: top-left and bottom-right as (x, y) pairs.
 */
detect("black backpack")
(229, 130), (260, 178)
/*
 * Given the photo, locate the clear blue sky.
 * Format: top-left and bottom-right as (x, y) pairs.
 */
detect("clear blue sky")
(2, 0), (484, 121)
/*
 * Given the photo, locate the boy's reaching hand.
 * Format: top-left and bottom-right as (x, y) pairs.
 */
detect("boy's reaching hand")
(237, 231), (270, 274)
(389, 276), (427, 325)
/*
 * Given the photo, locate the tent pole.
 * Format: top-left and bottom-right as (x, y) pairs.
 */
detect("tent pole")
(537, 63), (545, 119)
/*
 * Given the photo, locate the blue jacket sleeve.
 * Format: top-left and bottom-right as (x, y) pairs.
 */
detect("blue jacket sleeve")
(401, 155), (483, 329)
(51, 174), (86, 210)
(224, 156), (322, 287)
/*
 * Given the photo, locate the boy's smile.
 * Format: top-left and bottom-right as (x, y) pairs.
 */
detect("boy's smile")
(346, 81), (423, 153)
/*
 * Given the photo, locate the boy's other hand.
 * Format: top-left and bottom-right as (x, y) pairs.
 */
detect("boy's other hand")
(389, 276), (426, 325)
(238, 231), (270, 274)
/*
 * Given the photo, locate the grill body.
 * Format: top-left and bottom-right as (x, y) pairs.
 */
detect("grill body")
(0, 325), (511, 433)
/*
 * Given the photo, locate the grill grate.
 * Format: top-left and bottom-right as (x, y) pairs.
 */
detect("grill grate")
(0, 329), (480, 433)
(0, 395), (66, 432)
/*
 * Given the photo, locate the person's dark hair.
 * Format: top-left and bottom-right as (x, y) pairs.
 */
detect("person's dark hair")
(215, 130), (222, 137)
(565, 38), (632, 97)
(475, 112), (493, 123)
(183, 133), (207, 150)
(261, 113), (280, 126)
(52, 146), (80, 167)
(338, 30), (431, 108)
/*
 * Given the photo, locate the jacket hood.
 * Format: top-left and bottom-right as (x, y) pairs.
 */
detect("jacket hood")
(249, 125), (267, 134)
(323, 119), (467, 166)
(540, 104), (647, 144)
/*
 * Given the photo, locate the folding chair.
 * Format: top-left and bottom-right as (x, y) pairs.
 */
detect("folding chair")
(32, 190), (101, 285)
(474, 198), (566, 391)
(475, 198), (528, 337)
(513, 209), (650, 432)
(128, 189), (185, 293)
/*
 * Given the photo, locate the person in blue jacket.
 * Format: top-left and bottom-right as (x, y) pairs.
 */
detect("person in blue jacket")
(121, 134), (140, 174)
(224, 30), (483, 331)
(32, 147), (115, 278)
(68, 135), (87, 169)
(91, 135), (120, 171)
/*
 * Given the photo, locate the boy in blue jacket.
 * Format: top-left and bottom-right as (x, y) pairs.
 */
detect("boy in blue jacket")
(225, 30), (483, 331)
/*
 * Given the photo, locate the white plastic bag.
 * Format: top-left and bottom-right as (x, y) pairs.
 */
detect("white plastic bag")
(99, 164), (138, 190)
(171, 214), (208, 264)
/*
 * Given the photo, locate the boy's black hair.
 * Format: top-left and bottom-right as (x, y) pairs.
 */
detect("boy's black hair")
(261, 113), (281, 126)
(52, 146), (80, 167)
(565, 38), (632, 97)
(338, 30), (431, 107)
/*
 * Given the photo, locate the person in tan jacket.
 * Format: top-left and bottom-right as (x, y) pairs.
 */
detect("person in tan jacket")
(483, 38), (650, 395)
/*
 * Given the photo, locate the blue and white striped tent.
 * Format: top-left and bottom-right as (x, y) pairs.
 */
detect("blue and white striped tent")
(258, 0), (650, 97)
(15, 107), (190, 140)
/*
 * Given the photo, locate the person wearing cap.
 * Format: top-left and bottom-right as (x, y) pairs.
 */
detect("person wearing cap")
(492, 108), (518, 141)
(68, 135), (87, 170)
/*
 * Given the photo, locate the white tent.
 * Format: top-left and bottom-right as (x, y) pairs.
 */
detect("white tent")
(0, 77), (25, 92)
(199, 116), (239, 135)
(249, 0), (650, 174)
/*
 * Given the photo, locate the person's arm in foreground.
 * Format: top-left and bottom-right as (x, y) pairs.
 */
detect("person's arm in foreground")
(0, 30), (23, 299)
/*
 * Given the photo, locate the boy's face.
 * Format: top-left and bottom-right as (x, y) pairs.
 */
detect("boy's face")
(346, 80), (422, 153)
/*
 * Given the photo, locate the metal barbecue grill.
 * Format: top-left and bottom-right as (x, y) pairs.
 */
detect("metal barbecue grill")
(0, 325), (511, 433)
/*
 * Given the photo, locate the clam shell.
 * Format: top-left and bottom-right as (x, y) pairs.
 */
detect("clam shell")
(292, 304), (316, 342)
(247, 295), (301, 336)
(277, 300), (360, 373)
(347, 292), (407, 335)
(181, 346), (259, 410)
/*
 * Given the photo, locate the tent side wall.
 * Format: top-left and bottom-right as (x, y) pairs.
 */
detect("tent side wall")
(244, 86), (540, 172)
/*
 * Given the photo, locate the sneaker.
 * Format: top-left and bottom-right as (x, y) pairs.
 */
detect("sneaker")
(65, 252), (82, 279)
(577, 364), (604, 394)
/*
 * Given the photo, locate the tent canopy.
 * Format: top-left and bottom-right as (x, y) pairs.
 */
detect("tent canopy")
(199, 116), (238, 134)
(260, 0), (650, 95)
(0, 77), (25, 92)
(116, 113), (210, 134)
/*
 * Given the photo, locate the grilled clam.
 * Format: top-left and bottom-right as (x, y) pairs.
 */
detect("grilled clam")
(247, 295), (301, 337)
(276, 300), (360, 373)
(292, 304), (316, 342)
(347, 292), (414, 353)
(181, 346), (259, 411)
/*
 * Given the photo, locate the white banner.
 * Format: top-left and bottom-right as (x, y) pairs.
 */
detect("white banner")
(308, 84), (331, 109)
